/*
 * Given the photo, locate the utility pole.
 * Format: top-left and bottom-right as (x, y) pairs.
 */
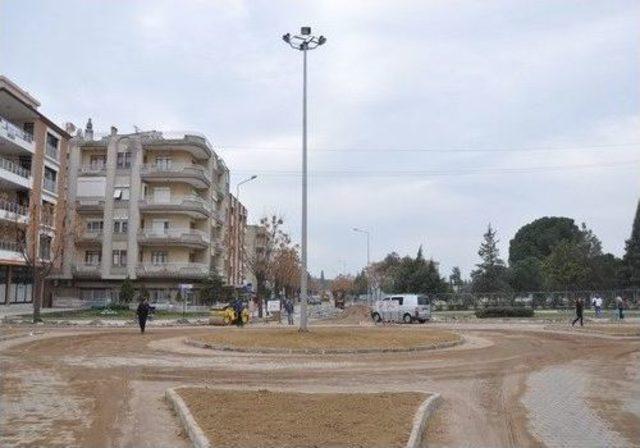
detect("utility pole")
(353, 227), (371, 303)
(282, 27), (326, 332)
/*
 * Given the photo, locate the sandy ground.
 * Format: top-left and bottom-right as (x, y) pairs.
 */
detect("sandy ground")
(191, 326), (461, 352)
(179, 388), (427, 447)
(0, 323), (638, 447)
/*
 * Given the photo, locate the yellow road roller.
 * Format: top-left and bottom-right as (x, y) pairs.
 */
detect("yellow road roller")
(209, 304), (250, 326)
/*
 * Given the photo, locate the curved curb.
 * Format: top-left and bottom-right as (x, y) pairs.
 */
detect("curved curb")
(165, 387), (212, 448)
(183, 336), (463, 355)
(406, 393), (441, 448)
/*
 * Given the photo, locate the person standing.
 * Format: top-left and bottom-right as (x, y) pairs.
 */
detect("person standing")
(571, 297), (584, 327)
(593, 295), (602, 317)
(615, 295), (625, 320)
(284, 298), (294, 325)
(136, 298), (150, 334)
(233, 298), (245, 327)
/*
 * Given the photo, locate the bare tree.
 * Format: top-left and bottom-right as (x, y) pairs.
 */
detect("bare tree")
(245, 215), (301, 315)
(0, 200), (74, 322)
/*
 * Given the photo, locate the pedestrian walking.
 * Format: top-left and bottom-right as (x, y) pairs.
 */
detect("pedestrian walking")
(571, 297), (584, 327)
(284, 298), (294, 325)
(136, 298), (150, 333)
(615, 295), (624, 320)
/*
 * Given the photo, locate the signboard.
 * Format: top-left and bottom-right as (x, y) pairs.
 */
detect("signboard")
(267, 300), (281, 313)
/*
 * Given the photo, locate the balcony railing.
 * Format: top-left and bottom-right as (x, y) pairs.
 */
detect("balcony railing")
(141, 164), (211, 182)
(139, 195), (211, 215)
(45, 143), (59, 160)
(0, 198), (28, 216)
(73, 263), (101, 276)
(0, 156), (30, 179)
(136, 262), (209, 278)
(77, 230), (103, 241)
(0, 115), (33, 146)
(138, 228), (210, 244)
(43, 178), (57, 193)
(0, 239), (20, 252)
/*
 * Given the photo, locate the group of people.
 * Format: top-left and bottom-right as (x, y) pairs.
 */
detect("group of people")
(572, 294), (630, 327)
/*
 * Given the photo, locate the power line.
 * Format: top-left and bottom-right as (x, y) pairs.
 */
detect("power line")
(218, 142), (640, 154)
(233, 159), (639, 178)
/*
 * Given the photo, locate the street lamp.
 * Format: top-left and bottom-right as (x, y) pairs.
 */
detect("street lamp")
(282, 27), (327, 332)
(235, 175), (257, 287)
(353, 227), (371, 303)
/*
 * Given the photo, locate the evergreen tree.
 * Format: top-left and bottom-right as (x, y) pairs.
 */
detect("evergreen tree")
(449, 266), (463, 291)
(119, 277), (135, 304)
(471, 224), (511, 293)
(623, 199), (640, 287)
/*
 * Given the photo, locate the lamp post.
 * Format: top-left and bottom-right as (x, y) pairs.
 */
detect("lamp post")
(353, 227), (371, 303)
(235, 175), (257, 287)
(282, 27), (326, 332)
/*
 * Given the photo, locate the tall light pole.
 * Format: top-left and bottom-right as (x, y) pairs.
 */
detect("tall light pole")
(235, 175), (257, 287)
(353, 227), (371, 303)
(282, 27), (326, 332)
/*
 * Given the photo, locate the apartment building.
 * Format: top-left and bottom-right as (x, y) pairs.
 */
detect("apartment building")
(0, 76), (70, 306)
(58, 123), (230, 304)
(244, 223), (268, 291)
(226, 193), (247, 287)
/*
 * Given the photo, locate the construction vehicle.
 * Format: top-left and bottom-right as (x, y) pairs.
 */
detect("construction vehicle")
(209, 303), (250, 326)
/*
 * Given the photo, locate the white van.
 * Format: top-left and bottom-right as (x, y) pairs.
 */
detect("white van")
(371, 294), (431, 324)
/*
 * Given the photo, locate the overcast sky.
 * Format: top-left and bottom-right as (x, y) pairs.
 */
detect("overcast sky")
(2, 0), (639, 279)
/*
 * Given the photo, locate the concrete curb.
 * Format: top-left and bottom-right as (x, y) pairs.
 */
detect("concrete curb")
(166, 386), (440, 448)
(165, 387), (212, 448)
(183, 336), (463, 355)
(406, 393), (441, 448)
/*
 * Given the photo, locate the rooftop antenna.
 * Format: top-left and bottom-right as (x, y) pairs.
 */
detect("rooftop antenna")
(133, 125), (140, 133)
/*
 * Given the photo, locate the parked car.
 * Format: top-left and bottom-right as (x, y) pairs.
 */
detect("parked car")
(371, 294), (431, 323)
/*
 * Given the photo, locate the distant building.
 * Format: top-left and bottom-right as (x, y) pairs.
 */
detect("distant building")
(0, 76), (71, 307)
(244, 223), (268, 291)
(226, 193), (247, 287)
(57, 125), (230, 305)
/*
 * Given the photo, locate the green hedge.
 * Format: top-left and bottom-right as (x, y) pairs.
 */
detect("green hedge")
(475, 307), (534, 318)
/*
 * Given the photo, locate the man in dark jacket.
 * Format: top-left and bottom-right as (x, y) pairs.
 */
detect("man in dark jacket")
(233, 298), (245, 327)
(137, 298), (150, 333)
(571, 297), (584, 327)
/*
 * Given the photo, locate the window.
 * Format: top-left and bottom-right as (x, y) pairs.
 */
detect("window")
(155, 157), (172, 170)
(84, 251), (101, 265)
(113, 220), (128, 233)
(152, 219), (169, 234)
(22, 122), (34, 138)
(112, 250), (127, 267)
(39, 235), (52, 260)
(46, 133), (59, 149)
(90, 155), (106, 169)
(116, 152), (132, 169)
(151, 251), (168, 265)
(86, 220), (104, 233)
(114, 187), (130, 200)
(418, 296), (430, 306)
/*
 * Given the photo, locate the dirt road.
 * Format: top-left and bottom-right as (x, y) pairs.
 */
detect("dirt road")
(0, 323), (638, 447)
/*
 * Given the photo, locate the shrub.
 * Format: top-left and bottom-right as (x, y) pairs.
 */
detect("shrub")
(475, 307), (534, 318)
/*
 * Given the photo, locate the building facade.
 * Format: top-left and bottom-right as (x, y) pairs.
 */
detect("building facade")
(58, 124), (230, 305)
(244, 223), (268, 292)
(225, 193), (247, 287)
(0, 76), (70, 306)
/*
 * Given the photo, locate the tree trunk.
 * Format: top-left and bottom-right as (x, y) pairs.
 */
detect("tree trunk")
(32, 272), (43, 323)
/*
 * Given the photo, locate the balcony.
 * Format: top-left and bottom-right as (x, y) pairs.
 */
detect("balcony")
(0, 156), (31, 189)
(0, 199), (29, 224)
(137, 228), (210, 248)
(45, 143), (59, 161)
(76, 198), (105, 213)
(140, 164), (211, 189)
(72, 263), (101, 278)
(136, 262), (209, 279)
(0, 114), (34, 153)
(138, 196), (211, 219)
(43, 178), (57, 194)
(141, 132), (212, 160)
(79, 164), (106, 176)
(76, 230), (103, 243)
